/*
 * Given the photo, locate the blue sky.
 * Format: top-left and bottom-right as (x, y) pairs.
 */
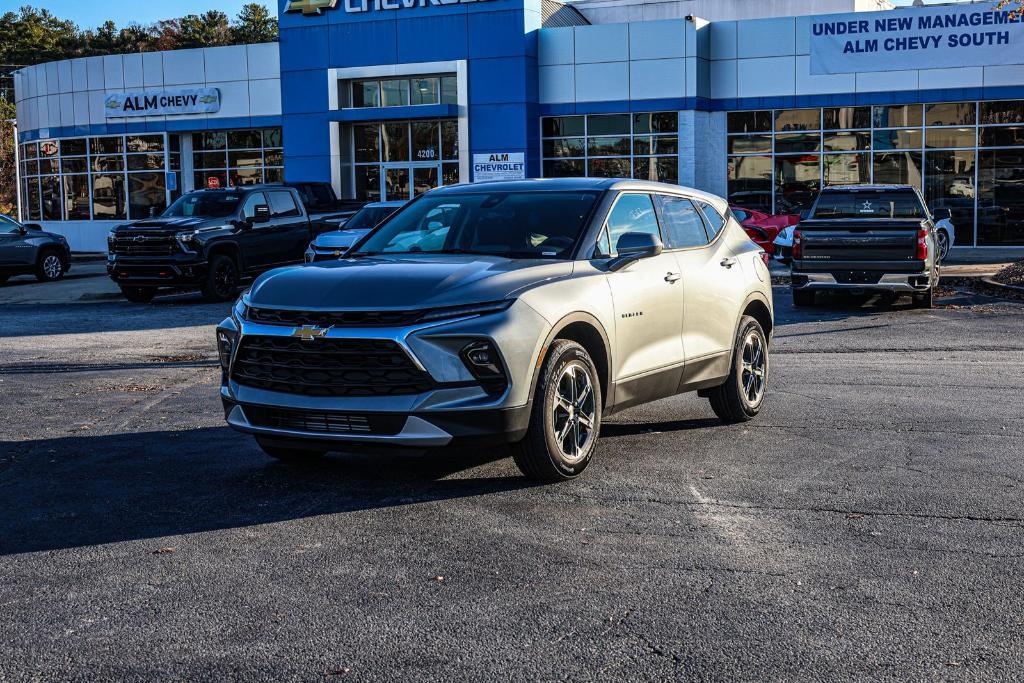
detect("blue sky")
(0, 1), (275, 28)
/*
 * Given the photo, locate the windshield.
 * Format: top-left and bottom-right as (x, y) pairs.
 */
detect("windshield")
(347, 205), (401, 230)
(354, 191), (601, 259)
(812, 190), (924, 219)
(163, 192), (243, 218)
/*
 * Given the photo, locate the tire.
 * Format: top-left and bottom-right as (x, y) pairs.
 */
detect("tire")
(201, 253), (240, 302)
(512, 340), (602, 482)
(35, 251), (65, 282)
(120, 286), (156, 303)
(256, 436), (327, 463)
(792, 288), (815, 307)
(912, 288), (934, 309)
(936, 230), (950, 261)
(707, 316), (769, 424)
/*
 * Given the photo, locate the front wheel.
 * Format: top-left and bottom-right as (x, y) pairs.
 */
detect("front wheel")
(707, 316), (769, 423)
(201, 254), (240, 302)
(120, 286), (156, 303)
(256, 436), (327, 463)
(512, 340), (602, 482)
(35, 252), (65, 282)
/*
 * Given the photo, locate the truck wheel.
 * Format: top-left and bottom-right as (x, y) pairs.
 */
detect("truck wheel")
(512, 340), (601, 482)
(936, 230), (950, 261)
(121, 286), (156, 303)
(792, 289), (815, 307)
(35, 251), (65, 282)
(913, 288), (934, 309)
(255, 437), (326, 463)
(707, 316), (769, 423)
(201, 254), (240, 302)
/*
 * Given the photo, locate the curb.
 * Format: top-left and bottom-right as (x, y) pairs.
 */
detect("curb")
(981, 277), (1024, 294)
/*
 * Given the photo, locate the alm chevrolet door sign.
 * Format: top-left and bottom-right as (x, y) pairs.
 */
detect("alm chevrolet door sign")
(104, 88), (221, 118)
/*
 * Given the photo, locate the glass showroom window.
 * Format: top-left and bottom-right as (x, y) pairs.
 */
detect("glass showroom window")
(350, 119), (459, 201)
(192, 128), (284, 190)
(725, 100), (1024, 246)
(540, 112), (679, 185)
(350, 76), (457, 108)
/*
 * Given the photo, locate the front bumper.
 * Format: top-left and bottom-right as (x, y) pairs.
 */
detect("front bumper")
(107, 257), (207, 287)
(217, 299), (550, 449)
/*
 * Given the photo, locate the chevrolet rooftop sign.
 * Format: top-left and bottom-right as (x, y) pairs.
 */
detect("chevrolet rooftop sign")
(287, 0), (494, 15)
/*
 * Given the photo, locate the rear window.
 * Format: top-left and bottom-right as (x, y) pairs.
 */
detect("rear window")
(268, 191), (301, 217)
(812, 190), (924, 219)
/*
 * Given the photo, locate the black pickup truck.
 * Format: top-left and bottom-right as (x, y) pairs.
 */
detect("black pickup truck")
(791, 185), (940, 309)
(107, 185), (314, 303)
(286, 182), (365, 235)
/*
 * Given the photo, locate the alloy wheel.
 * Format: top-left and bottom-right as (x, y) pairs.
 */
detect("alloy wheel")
(937, 231), (949, 260)
(551, 362), (597, 464)
(214, 261), (237, 297)
(43, 254), (62, 279)
(740, 331), (767, 405)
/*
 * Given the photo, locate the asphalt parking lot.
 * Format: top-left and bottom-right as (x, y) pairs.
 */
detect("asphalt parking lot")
(1, 276), (1023, 681)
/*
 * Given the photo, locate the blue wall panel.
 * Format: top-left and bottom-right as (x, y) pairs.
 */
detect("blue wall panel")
(281, 70), (329, 115)
(396, 15), (469, 63)
(468, 10), (528, 59)
(329, 20), (399, 67)
(279, 26), (331, 72)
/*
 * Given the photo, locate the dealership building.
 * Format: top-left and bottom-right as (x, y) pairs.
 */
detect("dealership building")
(12, 0), (1024, 251)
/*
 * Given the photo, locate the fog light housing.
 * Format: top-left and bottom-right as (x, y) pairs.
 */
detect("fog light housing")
(217, 329), (237, 371)
(460, 340), (507, 394)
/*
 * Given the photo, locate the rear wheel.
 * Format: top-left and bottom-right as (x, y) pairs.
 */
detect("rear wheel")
(912, 288), (934, 309)
(201, 254), (240, 302)
(708, 316), (769, 423)
(512, 340), (601, 482)
(936, 230), (950, 261)
(121, 286), (156, 303)
(35, 251), (65, 282)
(256, 436), (327, 463)
(792, 289), (815, 307)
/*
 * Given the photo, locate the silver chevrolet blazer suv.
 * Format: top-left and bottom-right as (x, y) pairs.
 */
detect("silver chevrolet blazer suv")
(217, 178), (774, 481)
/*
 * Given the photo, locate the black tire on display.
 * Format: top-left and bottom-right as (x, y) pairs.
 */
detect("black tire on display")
(121, 286), (157, 303)
(512, 339), (602, 482)
(708, 316), (769, 424)
(792, 289), (815, 307)
(35, 250), (65, 282)
(913, 288), (934, 309)
(201, 254), (240, 302)
(256, 437), (327, 463)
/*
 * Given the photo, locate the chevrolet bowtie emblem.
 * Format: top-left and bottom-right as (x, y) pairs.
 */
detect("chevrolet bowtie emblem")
(291, 324), (329, 341)
(286, 0), (338, 14)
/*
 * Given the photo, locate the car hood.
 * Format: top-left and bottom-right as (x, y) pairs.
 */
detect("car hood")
(313, 229), (371, 249)
(111, 217), (226, 234)
(247, 255), (576, 310)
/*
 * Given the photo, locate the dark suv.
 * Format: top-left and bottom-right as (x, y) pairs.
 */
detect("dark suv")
(0, 214), (71, 284)
(107, 186), (314, 302)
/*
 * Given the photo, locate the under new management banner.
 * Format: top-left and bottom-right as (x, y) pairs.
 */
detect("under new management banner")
(810, 5), (1024, 75)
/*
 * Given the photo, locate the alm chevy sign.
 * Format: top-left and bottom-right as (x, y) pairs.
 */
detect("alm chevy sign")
(287, 0), (494, 15)
(810, 6), (1024, 75)
(104, 88), (221, 118)
(473, 152), (525, 182)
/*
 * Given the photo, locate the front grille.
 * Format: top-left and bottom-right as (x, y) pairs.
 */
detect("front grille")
(244, 405), (406, 435)
(111, 233), (180, 256)
(248, 307), (427, 327)
(231, 335), (433, 397)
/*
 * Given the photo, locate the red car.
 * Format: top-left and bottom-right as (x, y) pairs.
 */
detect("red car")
(731, 206), (800, 255)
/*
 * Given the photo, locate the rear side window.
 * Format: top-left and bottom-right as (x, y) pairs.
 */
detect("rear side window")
(241, 192), (267, 220)
(697, 201), (726, 239)
(656, 195), (709, 249)
(605, 193), (660, 253)
(268, 191), (301, 218)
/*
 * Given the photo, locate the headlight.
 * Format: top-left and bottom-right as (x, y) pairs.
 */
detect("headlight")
(216, 328), (237, 371)
(107, 233), (116, 246)
(176, 231), (198, 251)
(418, 300), (515, 323)
(304, 246), (315, 263)
(232, 294), (248, 322)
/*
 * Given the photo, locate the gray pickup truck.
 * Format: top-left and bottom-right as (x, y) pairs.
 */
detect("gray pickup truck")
(790, 185), (939, 309)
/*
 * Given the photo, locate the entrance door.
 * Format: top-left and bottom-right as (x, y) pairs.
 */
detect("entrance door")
(381, 163), (443, 201)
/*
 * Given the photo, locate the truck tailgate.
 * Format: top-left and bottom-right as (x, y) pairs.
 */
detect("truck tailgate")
(799, 220), (920, 265)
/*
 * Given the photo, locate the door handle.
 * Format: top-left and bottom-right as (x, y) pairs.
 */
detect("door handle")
(720, 257), (736, 269)
(664, 272), (681, 283)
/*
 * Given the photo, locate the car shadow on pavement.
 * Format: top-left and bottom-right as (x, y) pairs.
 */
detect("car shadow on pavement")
(600, 417), (720, 438)
(0, 426), (537, 555)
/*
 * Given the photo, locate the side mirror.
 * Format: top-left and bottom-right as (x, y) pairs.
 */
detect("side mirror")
(252, 205), (271, 224)
(23, 223), (43, 231)
(608, 232), (664, 272)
